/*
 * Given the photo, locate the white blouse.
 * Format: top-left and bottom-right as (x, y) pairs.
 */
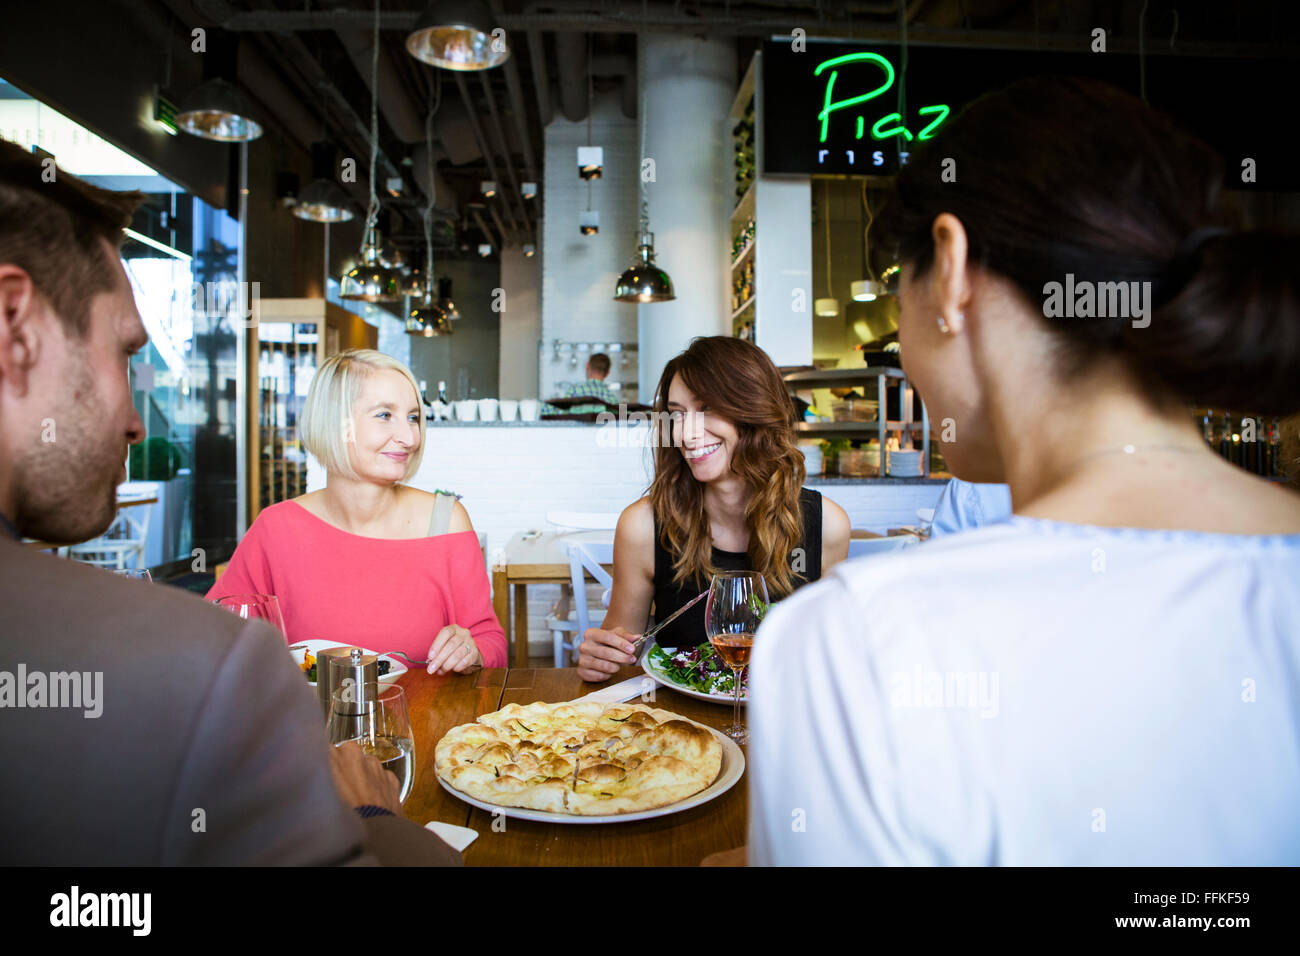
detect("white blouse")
(748, 515), (1300, 865)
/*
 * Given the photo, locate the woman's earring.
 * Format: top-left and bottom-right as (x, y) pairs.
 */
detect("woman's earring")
(937, 315), (951, 334)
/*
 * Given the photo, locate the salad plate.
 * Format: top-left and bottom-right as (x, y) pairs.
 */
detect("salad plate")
(640, 642), (748, 705)
(435, 717), (744, 824)
(289, 638), (407, 686)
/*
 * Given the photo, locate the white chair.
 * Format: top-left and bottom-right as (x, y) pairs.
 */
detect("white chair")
(545, 540), (614, 667)
(848, 534), (919, 560)
(67, 507), (152, 571)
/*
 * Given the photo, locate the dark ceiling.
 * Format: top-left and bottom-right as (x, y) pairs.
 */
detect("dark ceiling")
(146, 0), (1300, 258)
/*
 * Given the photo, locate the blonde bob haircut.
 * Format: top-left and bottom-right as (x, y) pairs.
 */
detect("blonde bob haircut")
(300, 348), (425, 482)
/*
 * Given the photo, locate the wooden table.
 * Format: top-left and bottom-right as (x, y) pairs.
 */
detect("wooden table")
(399, 664), (748, 866)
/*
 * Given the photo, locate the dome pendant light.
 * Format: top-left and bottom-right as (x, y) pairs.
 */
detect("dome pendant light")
(406, 0), (509, 71)
(850, 181), (886, 301)
(177, 78), (263, 142)
(340, 1), (402, 303)
(614, 80), (674, 303)
(615, 206), (675, 303)
(341, 224), (403, 302)
(814, 180), (840, 316)
(294, 143), (354, 223)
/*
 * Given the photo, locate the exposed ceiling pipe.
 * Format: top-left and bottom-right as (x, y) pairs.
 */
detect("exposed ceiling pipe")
(504, 54), (539, 180)
(211, 4), (1298, 53)
(334, 28), (426, 144)
(453, 73), (521, 240)
(592, 52), (636, 120)
(554, 32), (589, 122)
(478, 73), (533, 239)
(525, 31), (553, 129)
(487, 205), (512, 252)
(470, 206), (499, 251)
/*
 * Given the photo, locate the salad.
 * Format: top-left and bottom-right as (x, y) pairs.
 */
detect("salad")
(647, 643), (749, 698)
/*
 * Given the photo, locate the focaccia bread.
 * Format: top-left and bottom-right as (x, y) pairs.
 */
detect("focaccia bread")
(435, 700), (723, 815)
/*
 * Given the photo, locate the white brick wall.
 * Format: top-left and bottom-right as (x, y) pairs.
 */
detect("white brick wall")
(308, 423), (946, 654)
(540, 91), (640, 401)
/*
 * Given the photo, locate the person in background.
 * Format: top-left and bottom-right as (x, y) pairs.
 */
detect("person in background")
(749, 77), (1300, 865)
(207, 349), (507, 674)
(0, 139), (458, 864)
(543, 352), (619, 415)
(929, 478), (1012, 537)
(577, 336), (850, 682)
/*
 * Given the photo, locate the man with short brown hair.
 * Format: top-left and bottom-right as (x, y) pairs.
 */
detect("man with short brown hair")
(0, 138), (459, 865)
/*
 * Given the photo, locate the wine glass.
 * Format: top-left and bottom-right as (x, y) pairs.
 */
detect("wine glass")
(114, 568), (152, 582)
(705, 570), (769, 744)
(327, 682), (415, 804)
(213, 593), (286, 636)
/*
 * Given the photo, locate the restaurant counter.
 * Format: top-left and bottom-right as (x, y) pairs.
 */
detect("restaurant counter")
(308, 422), (947, 654)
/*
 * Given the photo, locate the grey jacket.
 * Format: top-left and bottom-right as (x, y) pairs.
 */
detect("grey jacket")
(0, 538), (460, 866)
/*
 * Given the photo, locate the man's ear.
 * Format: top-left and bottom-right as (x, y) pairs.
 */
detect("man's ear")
(0, 265), (43, 397)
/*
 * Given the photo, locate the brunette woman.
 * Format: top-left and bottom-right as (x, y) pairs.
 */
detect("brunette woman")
(577, 336), (850, 682)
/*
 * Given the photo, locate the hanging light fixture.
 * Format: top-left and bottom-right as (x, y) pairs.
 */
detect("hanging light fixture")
(405, 0), (509, 71)
(341, 1), (402, 302)
(408, 84), (452, 336)
(814, 180), (840, 316)
(294, 178), (354, 222)
(613, 63), (675, 303)
(438, 277), (461, 320)
(851, 182), (886, 301)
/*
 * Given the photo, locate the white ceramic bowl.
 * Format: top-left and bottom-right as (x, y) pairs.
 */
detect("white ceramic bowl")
(499, 400), (519, 421)
(477, 398), (499, 421)
(454, 400), (478, 422)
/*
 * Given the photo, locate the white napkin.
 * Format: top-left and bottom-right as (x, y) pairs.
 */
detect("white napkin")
(425, 820), (479, 852)
(576, 675), (660, 704)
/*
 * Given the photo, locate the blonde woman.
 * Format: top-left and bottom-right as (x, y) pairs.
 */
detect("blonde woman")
(208, 349), (506, 673)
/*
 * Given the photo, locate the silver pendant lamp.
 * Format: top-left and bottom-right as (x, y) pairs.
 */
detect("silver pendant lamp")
(614, 75), (674, 303)
(341, 0), (402, 302)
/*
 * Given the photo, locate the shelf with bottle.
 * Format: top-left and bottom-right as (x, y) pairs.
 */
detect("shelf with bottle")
(1197, 409), (1286, 478)
(731, 99), (755, 208)
(731, 217), (756, 270)
(730, 256), (756, 318)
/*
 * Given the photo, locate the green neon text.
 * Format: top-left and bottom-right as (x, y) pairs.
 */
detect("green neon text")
(814, 52), (950, 145)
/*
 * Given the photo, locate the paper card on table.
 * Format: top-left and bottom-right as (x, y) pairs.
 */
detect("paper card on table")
(425, 820), (479, 852)
(576, 676), (659, 704)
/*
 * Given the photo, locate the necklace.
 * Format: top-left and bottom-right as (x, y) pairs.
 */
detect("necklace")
(1063, 442), (1207, 472)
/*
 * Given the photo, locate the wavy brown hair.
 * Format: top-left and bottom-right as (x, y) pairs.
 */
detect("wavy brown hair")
(647, 336), (807, 598)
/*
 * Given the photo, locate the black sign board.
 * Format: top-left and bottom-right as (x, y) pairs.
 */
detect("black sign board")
(761, 39), (1294, 189)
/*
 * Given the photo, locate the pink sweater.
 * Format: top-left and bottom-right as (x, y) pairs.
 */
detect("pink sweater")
(205, 501), (507, 669)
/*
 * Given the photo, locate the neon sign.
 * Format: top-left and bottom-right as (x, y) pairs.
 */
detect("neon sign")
(814, 53), (950, 147)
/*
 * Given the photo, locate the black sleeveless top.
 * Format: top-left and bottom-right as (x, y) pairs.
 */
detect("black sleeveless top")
(650, 487), (823, 649)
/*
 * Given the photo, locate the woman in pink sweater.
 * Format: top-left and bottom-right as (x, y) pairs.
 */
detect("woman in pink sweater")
(207, 349), (507, 673)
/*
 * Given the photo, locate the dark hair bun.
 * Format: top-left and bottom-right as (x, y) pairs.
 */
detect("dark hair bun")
(1134, 231), (1300, 416)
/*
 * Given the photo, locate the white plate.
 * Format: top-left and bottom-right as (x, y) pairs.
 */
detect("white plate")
(289, 638), (408, 686)
(640, 643), (748, 705)
(435, 717), (745, 824)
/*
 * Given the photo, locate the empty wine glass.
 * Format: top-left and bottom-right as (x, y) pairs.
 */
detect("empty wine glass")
(328, 682), (415, 804)
(114, 568), (152, 582)
(213, 593), (286, 637)
(704, 571), (769, 744)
